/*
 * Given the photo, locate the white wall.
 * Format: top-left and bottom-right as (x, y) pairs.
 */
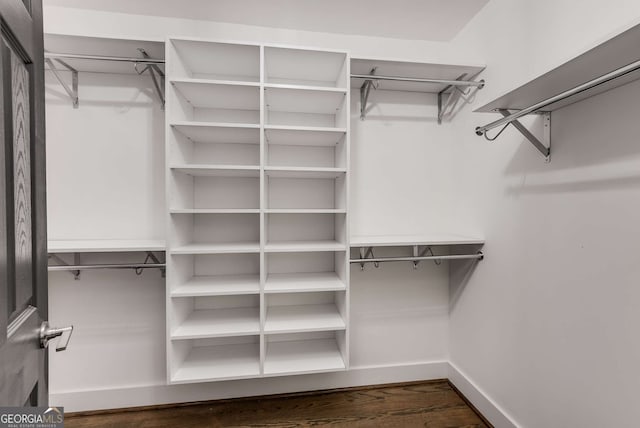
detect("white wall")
(448, 1), (640, 427)
(44, 7), (460, 412)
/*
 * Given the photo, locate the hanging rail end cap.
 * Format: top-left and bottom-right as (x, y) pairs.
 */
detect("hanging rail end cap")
(477, 251), (484, 260)
(478, 79), (486, 89)
(475, 127), (484, 136)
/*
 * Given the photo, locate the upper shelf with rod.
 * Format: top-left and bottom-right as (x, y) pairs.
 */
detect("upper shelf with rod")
(351, 57), (485, 123)
(44, 34), (165, 109)
(474, 22), (640, 162)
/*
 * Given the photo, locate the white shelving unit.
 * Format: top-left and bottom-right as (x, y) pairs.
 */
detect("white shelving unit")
(166, 38), (350, 383)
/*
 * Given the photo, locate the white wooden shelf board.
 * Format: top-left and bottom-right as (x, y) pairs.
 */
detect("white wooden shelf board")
(264, 209), (346, 214)
(265, 272), (346, 293)
(172, 307), (259, 339)
(44, 34), (164, 75)
(48, 239), (165, 253)
(171, 243), (260, 255)
(265, 304), (345, 333)
(351, 57), (485, 93)
(171, 164), (260, 177)
(265, 126), (346, 147)
(170, 209), (260, 214)
(265, 240), (346, 253)
(264, 338), (345, 376)
(265, 87), (346, 114)
(350, 234), (485, 247)
(476, 24), (640, 113)
(172, 274), (260, 297)
(265, 167), (346, 179)
(171, 79), (260, 110)
(171, 122), (259, 144)
(172, 343), (260, 384)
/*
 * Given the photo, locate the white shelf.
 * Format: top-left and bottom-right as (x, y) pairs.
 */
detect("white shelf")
(265, 126), (346, 147)
(350, 234), (485, 247)
(265, 240), (346, 253)
(172, 275), (260, 297)
(48, 239), (165, 253)
(265, 209), (346, 214)
(264, 338), (345, 376)
(170, 209), (260, 214)
(171, 79), (260, 110)
(265, 272), (346, 293)
(265, 167), (346, 179)
(171, 164), (260, 177)
(171, 122), (259, 144)
(172, 308), (259, 339)
(265, 304), (345, 334)
(351, 57), (485, 93)
(476, 24), (640, 113)
(265, 86), (346, 115)
(171, 243), (260, 255)
(172, 343), (260, 384)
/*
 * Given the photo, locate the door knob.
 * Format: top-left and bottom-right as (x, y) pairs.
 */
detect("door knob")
(40, 321), (73, 352)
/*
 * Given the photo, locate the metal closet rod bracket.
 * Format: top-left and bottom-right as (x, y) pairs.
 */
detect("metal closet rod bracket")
(477, 109), (551, 162)
(354, 69), (485, 122)
(45, 56), (79, 108)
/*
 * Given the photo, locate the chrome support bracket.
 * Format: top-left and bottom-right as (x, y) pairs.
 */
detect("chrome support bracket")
(136, 48), (165, 110)
(498, 109), (551, 162)
(45, 57), (79, 108)
(358, 246), (378, 270)
(437, 73), (468, 124)
(142, 251), (166, 278)
(360, 67), (377, 120)
(412, 246), (441, 269)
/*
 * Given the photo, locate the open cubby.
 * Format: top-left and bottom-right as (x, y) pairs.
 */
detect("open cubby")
(265, 213), (346, 250)
(170, 80), (260, 124)
(169, 172), (260, 210)
(264, 331), (346, 376)
(265, 251), (347, 293)
(266, 174), (346, 210)
(264, 46), (348, 88)
(265, 127), (347, 168)
(171, 336), (260, 384)
(171, 294), (260, 340)
(264, 87), (348, 128)
(264, 291), (347, 335)
(170, 39), (260, 82)
(170, 252), (260, 298)
(169, 213), (259, 254)
(170, 123), (260, 166)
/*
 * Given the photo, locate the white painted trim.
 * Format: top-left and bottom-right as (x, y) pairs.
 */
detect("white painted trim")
(448, 362), (519, 428)
(51, 361), (448, 413)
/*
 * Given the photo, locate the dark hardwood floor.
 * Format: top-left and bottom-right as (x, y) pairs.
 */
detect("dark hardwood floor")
(65, 380), (490, 428)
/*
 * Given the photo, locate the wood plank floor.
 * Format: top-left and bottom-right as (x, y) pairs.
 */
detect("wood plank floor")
(65, 380), (490, 428)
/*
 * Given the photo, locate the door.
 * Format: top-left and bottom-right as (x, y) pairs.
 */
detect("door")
(0, 0), (48, 406)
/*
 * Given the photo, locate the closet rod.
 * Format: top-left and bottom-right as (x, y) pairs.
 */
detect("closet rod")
(48, 263), (165, 271)
(475, 57), (640, 135)
(45, 52), (165, 65)
(351, 73), (485, 87)
(350, 252), (484, 264)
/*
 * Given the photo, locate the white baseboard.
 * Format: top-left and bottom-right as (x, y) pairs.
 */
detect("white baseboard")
(447, 362), (518, 428)
(51, 361), (448, 413)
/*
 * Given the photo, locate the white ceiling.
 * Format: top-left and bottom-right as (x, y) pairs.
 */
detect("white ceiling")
(44, 0), (489, 42)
